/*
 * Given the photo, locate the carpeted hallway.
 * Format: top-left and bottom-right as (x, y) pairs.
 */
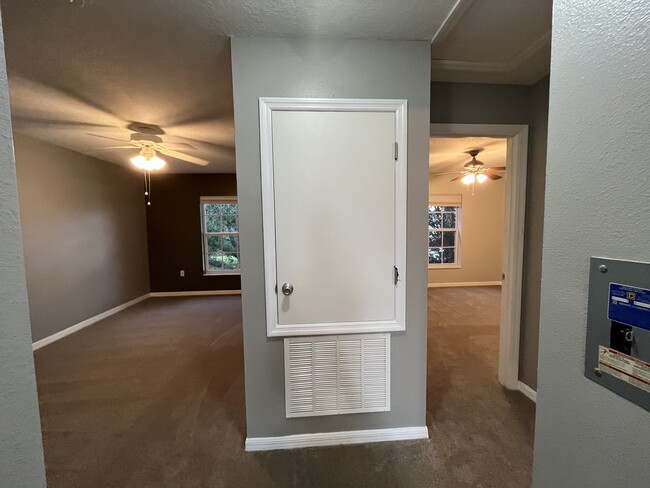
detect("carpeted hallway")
(34, 287), (534, 487)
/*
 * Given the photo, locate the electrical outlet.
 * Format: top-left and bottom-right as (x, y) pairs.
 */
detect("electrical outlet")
(180, 270), (185, 277)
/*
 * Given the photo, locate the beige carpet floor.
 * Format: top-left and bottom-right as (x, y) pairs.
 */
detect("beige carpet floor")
(34, 287), (534, 487)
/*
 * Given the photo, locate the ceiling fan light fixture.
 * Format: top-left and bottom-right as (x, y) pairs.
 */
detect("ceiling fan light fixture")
(476, 173), (488, 184)
(130, 153), (166, 171)
(461, 173), (476, 185)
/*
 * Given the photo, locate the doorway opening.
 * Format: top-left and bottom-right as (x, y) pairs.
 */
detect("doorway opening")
(425, 123), (535, 481)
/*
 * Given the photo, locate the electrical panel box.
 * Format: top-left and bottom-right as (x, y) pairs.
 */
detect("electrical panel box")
(585, 258), (650, 411)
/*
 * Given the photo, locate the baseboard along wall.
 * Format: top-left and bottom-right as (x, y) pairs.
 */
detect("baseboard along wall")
(427, 281), (502, 288)
(245, 426), (429, 452)
(517, 381), (537, 403)
(32, 290), (242, 350)
(149, 290), (242, 297)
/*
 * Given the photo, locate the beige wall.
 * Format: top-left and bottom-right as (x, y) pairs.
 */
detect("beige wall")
(428, 175), (504, 284)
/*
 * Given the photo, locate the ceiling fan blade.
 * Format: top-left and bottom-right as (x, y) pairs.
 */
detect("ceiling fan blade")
(451, 173), (468, 182)
(159, 148), (209, 166)
(86, 133), (132, 144)
(482, 172), (502, 180)
(430, 172), (461, 177)
(162, 142), (196, 151)
(84, 146), (135, 150)
(485, 166), (507, 171)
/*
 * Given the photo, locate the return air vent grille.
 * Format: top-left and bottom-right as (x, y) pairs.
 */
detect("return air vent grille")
(284, 334), (390, 418)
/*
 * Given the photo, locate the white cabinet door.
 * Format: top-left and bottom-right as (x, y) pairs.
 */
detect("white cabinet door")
(260, 98), (407, 337)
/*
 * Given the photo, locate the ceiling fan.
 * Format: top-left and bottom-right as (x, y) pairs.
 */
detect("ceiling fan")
(431, 149), (506, 195)
(87, 127), (209, 206)
(90, 131), (209, 168)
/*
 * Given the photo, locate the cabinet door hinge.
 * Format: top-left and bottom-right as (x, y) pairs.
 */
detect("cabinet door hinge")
(394, 266), (399, 285)
(394, 142), (399, 161)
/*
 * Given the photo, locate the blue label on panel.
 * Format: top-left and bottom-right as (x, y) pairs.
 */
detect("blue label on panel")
(608, 283), (650, 331)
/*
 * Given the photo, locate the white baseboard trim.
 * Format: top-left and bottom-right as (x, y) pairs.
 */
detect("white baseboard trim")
(245, 426), (429, 452)
(32, 290), (242, 350)
(428, 281), (502, 288)
(517, 381), (537, 403)
(32, 293), (150, 351)
(149, 290), (242, 297)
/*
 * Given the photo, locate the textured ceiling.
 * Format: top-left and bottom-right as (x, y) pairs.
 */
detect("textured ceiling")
(429, 137), (507, 175)
(0, 0), (458, 173)
(1, 0), (548, 174)
(430, 0), (553, 84)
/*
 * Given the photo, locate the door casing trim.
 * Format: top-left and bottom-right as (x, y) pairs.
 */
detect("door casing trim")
(429, 123), (529, 390)
(259, 98), (408, 337)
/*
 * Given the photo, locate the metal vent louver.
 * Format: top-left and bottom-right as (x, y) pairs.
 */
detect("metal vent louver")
(284, 334), (390, 418)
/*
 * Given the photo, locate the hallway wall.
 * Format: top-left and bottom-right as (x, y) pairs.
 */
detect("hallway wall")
(0, 12), (47, 486)
(232, 38), (430, 438)
(533, 1), (650, 486)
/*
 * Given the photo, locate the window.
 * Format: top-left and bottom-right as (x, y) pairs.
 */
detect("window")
(201, 197), (240, 274)
(428, 205), (461, 267)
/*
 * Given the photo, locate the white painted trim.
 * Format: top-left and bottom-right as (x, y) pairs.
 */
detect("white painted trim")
(430, 0), (476, 45)
(431, 31), (551, 74)
(32, 290), (242, 350)
(517, 381), (537, 403)
(430, 123), (528, 390)
(428, 281), (502, 288)
(149, 290), (241, 297)
(245, 426), (428, 452)
(259, 98), (408, 337)
(32, 294), (150, 350)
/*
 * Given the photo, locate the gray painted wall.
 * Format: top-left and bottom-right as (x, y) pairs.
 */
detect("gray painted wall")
(430, 79), (549, 389)
(532, 1), (650, 486)
(232, 38), (430, 437)
(0, 13), (47, 487)
(14, 134), (150, 342)
(519, 77), (549, 389)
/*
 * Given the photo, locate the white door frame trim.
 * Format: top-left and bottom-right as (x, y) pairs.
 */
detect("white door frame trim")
(259, 98), (408, 337)
(429, 123), (529, 389)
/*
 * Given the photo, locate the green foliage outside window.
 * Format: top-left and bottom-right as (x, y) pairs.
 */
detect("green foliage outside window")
(202, 202), (240, 272)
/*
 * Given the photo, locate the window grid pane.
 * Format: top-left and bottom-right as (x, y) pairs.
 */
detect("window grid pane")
(202, 201), (240, 273)
(428, 206), (459, 266)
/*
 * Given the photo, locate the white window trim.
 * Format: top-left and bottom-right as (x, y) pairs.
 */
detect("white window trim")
(427, 205), (462, 269)
(200, 196), (241, 276)
(259, 97), (408, 337)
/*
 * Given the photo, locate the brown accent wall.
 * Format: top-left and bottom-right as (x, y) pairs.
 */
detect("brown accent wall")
(146, 173), (240, 292)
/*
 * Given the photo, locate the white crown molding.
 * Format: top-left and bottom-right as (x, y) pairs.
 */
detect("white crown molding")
(517, 381), (537, 403)
(428, 281), (502, 288)
(245, 426), (429, 452)
(430, 0), (476, 45)
(431, 31), (551, 74)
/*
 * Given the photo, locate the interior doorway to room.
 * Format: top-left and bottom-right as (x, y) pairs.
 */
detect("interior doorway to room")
(428, 124), (529, 391)
(424, 124), (535, 480)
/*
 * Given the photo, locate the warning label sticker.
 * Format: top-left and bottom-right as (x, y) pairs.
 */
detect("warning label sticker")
(599, 346), (650, 393)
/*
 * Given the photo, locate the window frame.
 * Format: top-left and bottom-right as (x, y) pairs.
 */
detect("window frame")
(200, 196), (241, 276)
(427, 204), (462, 269)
